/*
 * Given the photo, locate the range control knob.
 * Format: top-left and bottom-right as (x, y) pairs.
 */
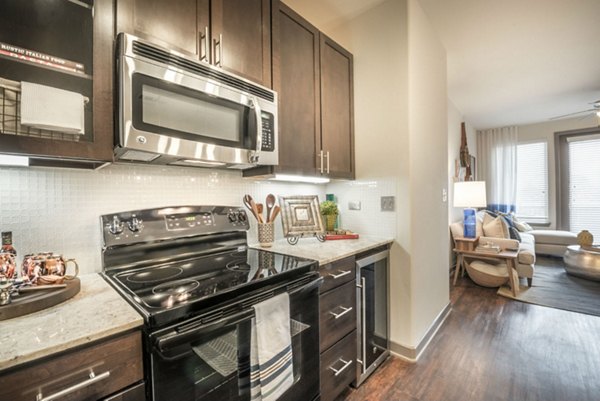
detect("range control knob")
(237, 211), (247, 222)
(107, 216), (124, 235)
(227, 212), (238, 223)
(127, 216), (144, 233)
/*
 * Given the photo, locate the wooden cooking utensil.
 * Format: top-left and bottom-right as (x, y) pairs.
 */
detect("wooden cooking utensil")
(243, 194), (262, 223)
(270, 205), (281, 222)
(257, 203), (265, 224)
(265, 194), (276, 223)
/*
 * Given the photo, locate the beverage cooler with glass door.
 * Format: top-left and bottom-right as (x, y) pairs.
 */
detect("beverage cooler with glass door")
(354, 248), (390, 387)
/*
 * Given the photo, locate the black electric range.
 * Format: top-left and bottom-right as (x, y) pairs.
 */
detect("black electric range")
(100, 205), (321, 401)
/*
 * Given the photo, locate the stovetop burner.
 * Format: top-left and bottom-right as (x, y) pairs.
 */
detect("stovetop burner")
(152, 279), (200, 295)
(127, 266), (183, 283)
(101, 205), (318, 328)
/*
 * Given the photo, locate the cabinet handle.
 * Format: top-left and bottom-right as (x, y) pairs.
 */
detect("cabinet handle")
(361, 276), (367, 367)
(319, 150), (324, 174)
(329, 358), (353, 376)
(329, 305), (353, 319)
(213, 33), (223, 67)
(200, 26), (209, 62)
(36, 370), (110, 401)
(328, 269), (352, 279)
(326, 151), (330, 174)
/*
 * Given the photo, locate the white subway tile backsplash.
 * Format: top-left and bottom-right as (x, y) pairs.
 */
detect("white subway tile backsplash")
(326, 177), (397, 238)
(0, 164), (325, 275)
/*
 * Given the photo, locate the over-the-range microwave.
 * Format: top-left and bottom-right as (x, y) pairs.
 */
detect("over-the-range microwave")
(115, 33), (278, 169)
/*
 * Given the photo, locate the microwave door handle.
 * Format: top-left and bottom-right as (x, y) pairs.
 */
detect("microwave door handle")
(250, 96), (262, 164)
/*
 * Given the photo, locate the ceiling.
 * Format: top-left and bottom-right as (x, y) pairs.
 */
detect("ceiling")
(284, 0), (600, 129)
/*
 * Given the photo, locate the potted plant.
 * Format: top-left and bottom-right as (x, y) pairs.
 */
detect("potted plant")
(320, 201), (339, 232)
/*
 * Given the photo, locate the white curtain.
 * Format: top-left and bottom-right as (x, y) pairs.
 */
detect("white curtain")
(477, 126), (518, 213)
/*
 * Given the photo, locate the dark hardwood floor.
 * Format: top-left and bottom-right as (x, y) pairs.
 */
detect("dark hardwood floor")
(342, 260), (600, 401)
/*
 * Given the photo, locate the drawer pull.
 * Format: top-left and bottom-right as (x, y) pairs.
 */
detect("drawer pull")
(329, 306), (353, 319)
(328, 270), (352, 279)
(329, 358), (353, 376)
(36, 370), (110, 401)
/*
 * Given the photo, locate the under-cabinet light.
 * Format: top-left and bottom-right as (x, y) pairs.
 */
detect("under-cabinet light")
(0, 155), (29, 167)
(270, 174), (330, 184)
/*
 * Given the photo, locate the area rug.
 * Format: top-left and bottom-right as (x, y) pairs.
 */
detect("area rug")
(497, 257), (600, 317)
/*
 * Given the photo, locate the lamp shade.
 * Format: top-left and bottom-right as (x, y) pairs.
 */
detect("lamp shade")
(453, 181), (487, 208)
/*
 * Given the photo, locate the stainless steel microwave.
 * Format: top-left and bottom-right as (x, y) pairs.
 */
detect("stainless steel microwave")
(115, 33), (278, 169)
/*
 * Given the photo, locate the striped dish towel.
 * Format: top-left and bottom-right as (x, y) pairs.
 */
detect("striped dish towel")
(250, 293), (294, 401)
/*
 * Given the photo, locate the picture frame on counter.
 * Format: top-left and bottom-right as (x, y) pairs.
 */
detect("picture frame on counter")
(278, 195), (325, 245)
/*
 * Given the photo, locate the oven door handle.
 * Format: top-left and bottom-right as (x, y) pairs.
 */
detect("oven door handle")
(155, 276), (322, 353)
(156, 308), (254, 353)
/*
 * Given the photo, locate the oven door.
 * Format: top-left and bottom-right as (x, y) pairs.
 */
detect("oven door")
(149, 277), (321, 401)
(119, 54), (265, 166)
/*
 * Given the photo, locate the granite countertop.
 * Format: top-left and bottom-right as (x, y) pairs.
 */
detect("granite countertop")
(251, 235), (394, 265)
(0, 274), (143, 371)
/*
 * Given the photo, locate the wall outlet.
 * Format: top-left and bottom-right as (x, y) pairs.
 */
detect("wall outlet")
(442, 188), (448, 203)
(348, 201), (361, 210)
(381, 196), (395, 212)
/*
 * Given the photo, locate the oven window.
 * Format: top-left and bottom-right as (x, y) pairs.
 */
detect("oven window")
(150, 284), (320, 401)
(132, 73), (255, 150)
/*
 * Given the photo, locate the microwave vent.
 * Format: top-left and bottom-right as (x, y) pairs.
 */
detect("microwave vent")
(120, 149), (160, 162)
(132, 41), (275, 103)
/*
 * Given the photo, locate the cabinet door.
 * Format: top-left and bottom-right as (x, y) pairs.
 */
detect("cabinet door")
(273, 3), (320, 175)
(211, 0), (271, 86)
(116, 0), (208, 59)
(320, 33), (355, 179)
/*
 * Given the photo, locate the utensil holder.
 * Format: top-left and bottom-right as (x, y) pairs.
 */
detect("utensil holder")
(258, 222), (275, 247)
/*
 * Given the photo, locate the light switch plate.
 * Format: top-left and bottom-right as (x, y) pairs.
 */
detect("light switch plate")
(348, 201), (361, 210)
(381, 196), (395, 212)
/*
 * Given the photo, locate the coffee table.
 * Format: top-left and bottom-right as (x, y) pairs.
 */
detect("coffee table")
(453, 248), (520, 296)
(563, 245), (600, 281)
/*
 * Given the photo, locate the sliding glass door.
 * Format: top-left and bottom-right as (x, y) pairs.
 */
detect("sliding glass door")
(558, 130), (600, 237)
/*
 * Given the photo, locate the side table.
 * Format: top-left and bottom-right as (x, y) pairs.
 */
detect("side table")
(453, 248), (520, 296)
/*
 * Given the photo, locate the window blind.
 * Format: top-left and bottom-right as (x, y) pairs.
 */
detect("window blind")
(568, 136), (600, 237)
(516, 141), (548, 221)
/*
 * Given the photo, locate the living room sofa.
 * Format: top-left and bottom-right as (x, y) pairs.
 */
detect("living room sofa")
(450, 220), (536, 286)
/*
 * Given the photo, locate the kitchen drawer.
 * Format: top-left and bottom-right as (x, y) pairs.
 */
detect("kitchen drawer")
(0, 331), (143, 401)
(319, 256), (356, 294)
(320, 279), (356, 352)
(102, 382), (145, 401)
(320, 330), (357, 401)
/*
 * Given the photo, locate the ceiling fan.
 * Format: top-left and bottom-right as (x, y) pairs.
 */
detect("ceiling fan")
(549, 100), (600, 120)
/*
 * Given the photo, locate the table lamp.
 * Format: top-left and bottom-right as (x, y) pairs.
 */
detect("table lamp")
(453, 181), (487, 238)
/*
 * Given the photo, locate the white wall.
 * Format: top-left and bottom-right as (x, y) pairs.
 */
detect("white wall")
(0, 164), (325, 275)
(516, 114), (597, 229)
(288, 0), (450, 350)
(406, 0), (449, 346)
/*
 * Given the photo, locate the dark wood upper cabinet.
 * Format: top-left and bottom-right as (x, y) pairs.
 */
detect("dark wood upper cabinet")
(0, 0), (114, 168)
(244, 2), (354, 179)
(320, 33), (354, 179)
(116, 0), (205, 58)
(273, 3), (320, 175)
(211, 0), (271, 86)
(116, 0), (271, 87)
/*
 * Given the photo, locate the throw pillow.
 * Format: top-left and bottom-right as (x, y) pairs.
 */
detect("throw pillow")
(508, 226), (522, 242)
(483, 216), (510, 239)
(512, 215), (533, 232)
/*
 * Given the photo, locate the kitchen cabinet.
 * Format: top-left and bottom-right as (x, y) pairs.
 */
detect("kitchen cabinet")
(0, 330), (144, 401)
(0, 0), (114, 168)
(116, 0), (272, 87)
(318, 256), (357, 401)
(244, 2), (355, 180)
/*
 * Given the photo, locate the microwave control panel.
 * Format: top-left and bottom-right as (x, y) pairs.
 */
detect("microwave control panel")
(261, 112), (275, 152)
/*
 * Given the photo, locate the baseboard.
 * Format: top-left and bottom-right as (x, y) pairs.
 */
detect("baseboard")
(389, 302), (452, 362)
